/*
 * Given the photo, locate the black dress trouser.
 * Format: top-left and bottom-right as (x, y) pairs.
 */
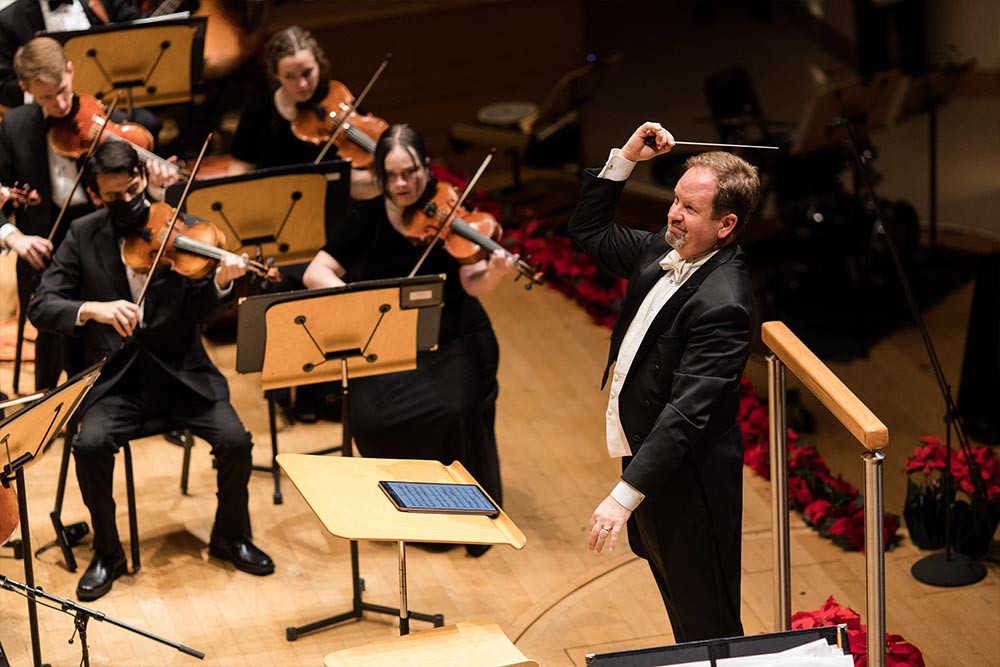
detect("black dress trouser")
(74, 367), (253, 555)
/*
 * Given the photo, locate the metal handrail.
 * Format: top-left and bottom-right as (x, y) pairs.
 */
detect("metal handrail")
(761, 321), (888, 667)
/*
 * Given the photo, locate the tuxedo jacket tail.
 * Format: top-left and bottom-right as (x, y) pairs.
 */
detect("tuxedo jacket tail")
(570, 170), (755, 639)
(27, 209), (232, 409)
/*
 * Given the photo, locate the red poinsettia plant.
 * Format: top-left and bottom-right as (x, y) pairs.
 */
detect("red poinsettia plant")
(792, 596), (925, 667)
(903, 436), (1000, 555)
(905, 436), (1000, 501)
(739, 378), (901, 552)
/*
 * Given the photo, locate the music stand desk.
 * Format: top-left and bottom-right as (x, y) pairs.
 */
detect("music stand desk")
(277, 454), (525, 635)
(0, 362), (103, 667)
(323, 621), (538, 667)
(49, 16), (207, 109)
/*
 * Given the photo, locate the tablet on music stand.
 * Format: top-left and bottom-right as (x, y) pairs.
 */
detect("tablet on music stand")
(379, 481), (501, 518)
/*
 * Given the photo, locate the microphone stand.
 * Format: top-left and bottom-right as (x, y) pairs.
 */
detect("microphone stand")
(830, 117), (987, 586)
(0, 575), (205, 666)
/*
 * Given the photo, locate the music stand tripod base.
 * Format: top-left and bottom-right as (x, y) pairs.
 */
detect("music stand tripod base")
(911, 551), (986, 587)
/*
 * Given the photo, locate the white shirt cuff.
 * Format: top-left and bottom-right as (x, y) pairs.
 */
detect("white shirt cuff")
(215, 277), (233, 298)
(74, 304), (86, 327)
(0, 223), (16, 251)
(610, 479), (645, 512)
(596, 148), (636, 182)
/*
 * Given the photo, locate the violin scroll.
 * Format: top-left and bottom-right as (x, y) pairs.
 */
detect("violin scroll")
(0, 181), (41, 208)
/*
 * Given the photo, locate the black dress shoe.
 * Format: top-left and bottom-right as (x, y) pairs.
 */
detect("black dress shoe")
(77, 550), (127, 602)
(209, 536), (275, 575)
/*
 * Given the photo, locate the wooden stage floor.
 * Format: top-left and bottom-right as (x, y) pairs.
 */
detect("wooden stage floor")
(1, 271), (998, 666)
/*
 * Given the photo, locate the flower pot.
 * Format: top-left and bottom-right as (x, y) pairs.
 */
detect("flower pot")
(951, 497), (1000, 560)
(902, 478), (950, 550)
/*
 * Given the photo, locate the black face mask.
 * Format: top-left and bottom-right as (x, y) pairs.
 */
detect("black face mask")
(107, 195), (150, 237)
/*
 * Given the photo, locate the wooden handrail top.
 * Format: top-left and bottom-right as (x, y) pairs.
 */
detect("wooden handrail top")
(762, 321), (888, 451)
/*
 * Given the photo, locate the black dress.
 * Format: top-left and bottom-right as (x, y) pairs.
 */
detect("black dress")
(324, 197), (503, 505)
(230, 92), (341, 169)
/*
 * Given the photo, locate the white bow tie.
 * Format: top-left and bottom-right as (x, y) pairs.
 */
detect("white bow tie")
(659, 251), (693, 283)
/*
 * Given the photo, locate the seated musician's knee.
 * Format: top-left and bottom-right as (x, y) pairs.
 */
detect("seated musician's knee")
(209, 428), (253, 454)
(74, 421), (120, 455)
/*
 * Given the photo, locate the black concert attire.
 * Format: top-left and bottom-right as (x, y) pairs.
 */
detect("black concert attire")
(322, 192), (504, 507)
(570, 169), (755, 642)
(229, 92), (334, 169)
(0, 102), (95, 389)
(27, 206), (265, 590)
(0, 0), (142, 107)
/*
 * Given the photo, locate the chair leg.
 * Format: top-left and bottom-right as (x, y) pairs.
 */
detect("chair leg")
(123, 443), (140, 573)
(48, 427), (80, 572)
(180, 429), (193, 495)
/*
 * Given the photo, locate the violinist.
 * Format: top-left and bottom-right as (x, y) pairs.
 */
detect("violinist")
(0, 36), (177, 390)
(0, 0), (143, 107)
(228, 25), (379, 200)
(27, 140), (275, 602)
(303, 125), (514, 556)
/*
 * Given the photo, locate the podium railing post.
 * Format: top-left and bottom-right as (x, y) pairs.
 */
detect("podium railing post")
(863, 450), (886, 667)
(767, 353), (791, 631)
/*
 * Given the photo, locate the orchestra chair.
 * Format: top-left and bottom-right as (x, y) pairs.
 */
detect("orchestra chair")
(449, 55), (619, 188)
(49, 418), (195, 573)
(323, 621), (538, 667)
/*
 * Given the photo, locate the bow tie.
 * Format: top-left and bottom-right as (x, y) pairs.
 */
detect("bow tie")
(48, 0), (74, 9)
(659, 251), (693, 283)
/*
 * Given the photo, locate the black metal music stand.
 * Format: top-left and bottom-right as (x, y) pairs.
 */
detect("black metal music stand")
(891, 62), (974, 247)
(46, 15), (207, 114)
(0, 362), (104, 667)
(790, 70), (907, 155)
(236, 276), (446, 638)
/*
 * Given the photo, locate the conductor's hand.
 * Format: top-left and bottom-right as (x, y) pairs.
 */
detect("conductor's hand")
(6, 229), (52, 270)
(81, 300), (140, 337)
(619, 122), (675, 163)
(588, 494), (632, 553)
(215, 252), (250, 290)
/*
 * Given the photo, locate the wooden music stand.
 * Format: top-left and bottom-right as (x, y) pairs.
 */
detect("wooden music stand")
(0, 362), (104, 667)
(166, 160), (352, 268)
(323, 621), (537, 667)
(236, 275), (445, 504)
(790, 70), (907, 154)
(47, 15), (208, 113)
(278, 455), (526, 639)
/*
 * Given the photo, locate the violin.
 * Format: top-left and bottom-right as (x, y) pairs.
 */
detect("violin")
(403, 182), (544, 287)
(48, 95), (186, 179)
(121, 201), (281, 283)
(1, 481), (16, 547)
(0, 181), (41, 208)
(291, 80), (389, 169)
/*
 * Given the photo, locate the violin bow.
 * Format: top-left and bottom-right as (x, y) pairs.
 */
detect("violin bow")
(314, 53), (392, 164)
(47, 96), (120, 243)
(135, 133), (212, 308)
(407, 149), (494, 278)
